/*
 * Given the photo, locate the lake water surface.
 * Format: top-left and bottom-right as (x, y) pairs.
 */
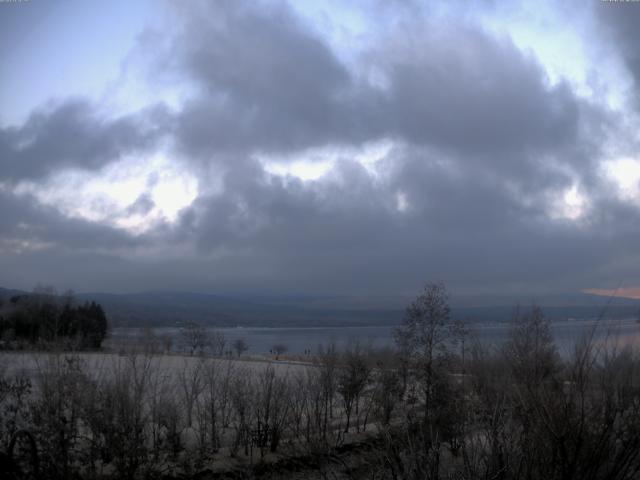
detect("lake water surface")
(108, 318), (640, 356)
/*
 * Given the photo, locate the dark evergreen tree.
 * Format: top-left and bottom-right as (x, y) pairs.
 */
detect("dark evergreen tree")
(0, 288), (109, 349)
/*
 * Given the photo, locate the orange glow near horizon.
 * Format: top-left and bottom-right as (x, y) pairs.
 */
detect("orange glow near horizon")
(583, 287), (640, 300)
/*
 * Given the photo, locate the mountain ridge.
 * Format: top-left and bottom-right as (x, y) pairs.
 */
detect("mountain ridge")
(2, 287), (639, 328)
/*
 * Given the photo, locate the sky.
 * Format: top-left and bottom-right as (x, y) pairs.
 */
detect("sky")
(1, 0), (640, 300)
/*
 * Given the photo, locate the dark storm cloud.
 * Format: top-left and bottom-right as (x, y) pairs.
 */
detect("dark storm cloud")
(172, 144), (624, 295)
(165, 1), (589, 162)
(0, 99), (170, 181)
(0, 190), (142, 252)
(166, 0), (366, 158)
(128, 0), (634, 294)
(2, 0), (638, 296)
(164, 0), (609, 231)
(182, 157), (392, 252)
(166, 4), (603, 228)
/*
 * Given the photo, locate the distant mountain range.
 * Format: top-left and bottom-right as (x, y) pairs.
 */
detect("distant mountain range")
(2, 287), (639, 328)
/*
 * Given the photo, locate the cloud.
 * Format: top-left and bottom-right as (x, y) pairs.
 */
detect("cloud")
(149, 1), (625, 294)
(160, 0), (360, 158)
(379, 26), (580, 153)
(0, 189), (142, 253)
(168, 140), (638, 295)
(0, 98), (170, 181)
(1, 0), (639, 297)
(583, 287), (640, 301)
(164, 0), (605, 196)
(597, 2), (640, 105)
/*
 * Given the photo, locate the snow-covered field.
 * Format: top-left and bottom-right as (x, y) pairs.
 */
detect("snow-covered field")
(0, 350), (312, 380)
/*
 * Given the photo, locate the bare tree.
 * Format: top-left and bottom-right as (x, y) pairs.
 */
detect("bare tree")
(80, 354), (153, 480)
(181, 322), (210, 356)
(232, 338), (249, 357)
(229, 367), (254, 457)
(289, 371), (309, 439)
(0, 358), (31, 450)
(146, 362), (179, 461)
(178, 359), (204, 428)
(311, 343), (340, 444)
(195, 359), (234, 453)
(337, 344), (371, 433)
(372, 364), (403, 426)
(253, 365), (292, 456)
(210, 330), (227, 357)
(31, 353), (88, 479)
(394, 282), (456, 421)
(503, 305), (558, 387)
(272, 343), (287, 359)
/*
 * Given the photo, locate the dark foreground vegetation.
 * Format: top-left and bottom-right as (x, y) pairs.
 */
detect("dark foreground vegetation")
(0, 287), (108, 350)
(2, 283), (640, 479)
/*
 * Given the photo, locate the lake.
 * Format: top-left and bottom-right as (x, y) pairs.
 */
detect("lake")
(107, 318), (640, 356)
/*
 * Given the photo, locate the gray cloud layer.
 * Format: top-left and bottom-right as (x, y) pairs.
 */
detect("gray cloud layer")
(1, 0), (639, 297)
(1, 99), (170, 181)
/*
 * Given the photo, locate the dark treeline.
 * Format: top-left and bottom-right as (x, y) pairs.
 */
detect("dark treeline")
(2, 283), (640, 479)
(0, 287), (108, 350)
